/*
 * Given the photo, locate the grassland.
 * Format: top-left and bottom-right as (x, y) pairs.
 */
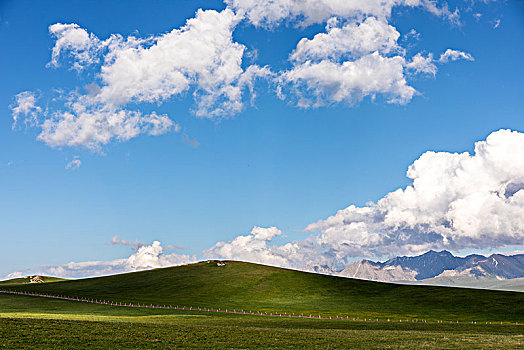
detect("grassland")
(1, 293), (522, 349)
(1, 261), (523, 348)
(2, 261), (523, 322)
(2, 316), (524, 349)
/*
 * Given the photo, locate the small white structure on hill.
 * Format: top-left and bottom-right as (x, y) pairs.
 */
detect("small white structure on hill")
(29, 275), (44, 283)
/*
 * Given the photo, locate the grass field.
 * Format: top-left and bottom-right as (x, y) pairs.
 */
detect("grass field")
(1, 293), (522, 349)
(1, 261), (523, 348)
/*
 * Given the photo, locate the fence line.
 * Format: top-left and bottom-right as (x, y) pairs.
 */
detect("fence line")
(0, 290), (519, 326)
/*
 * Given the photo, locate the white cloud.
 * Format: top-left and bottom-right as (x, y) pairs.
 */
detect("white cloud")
(204, 226), (350, 272)
(225, 0), (458, 27)
(65, 157), (81, 170)
(108, 235), (144, 250)
(291, 17), (402, 64)
(11, 91), (42, 129)
(12, 90), (178, 150)
(38, 104), (176, 150)
(305, 129), (524, 259)
(438, 49), (474, 63)
(406, 52), (437, 76)
(7, 241), (195, 279)
(204, 226), (295, 266)
(51, 9), (269, 119)
(281, 52), (416, 107)
(96, 9), (250, 114)
(493, 18), (501, 29)
(422, 1), (461, 26)
(125, 241), (193, 270)
(403, 28), (421, 41)
(48, 23), (103, 70)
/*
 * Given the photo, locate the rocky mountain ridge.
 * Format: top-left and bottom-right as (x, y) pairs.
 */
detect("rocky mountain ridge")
(338, 250), (524, 287)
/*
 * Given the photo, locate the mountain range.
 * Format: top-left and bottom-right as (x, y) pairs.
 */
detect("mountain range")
(337, 250), (524, 291)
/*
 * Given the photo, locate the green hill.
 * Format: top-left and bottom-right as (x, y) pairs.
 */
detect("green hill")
(2, 260), (523, 323)
(0, 276), (68, 285)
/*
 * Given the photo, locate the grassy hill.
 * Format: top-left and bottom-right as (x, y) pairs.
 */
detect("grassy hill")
(0, 276), (67, 286)
(1, 260), (523, 323)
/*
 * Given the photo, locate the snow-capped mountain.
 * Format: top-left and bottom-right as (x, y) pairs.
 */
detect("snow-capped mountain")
(338, 250), (524, 290)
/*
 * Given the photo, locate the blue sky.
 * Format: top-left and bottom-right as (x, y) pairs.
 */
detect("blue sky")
(1, 0), (523, 278)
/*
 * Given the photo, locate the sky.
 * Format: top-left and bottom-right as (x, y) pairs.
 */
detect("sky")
(1, 0), (523, 278)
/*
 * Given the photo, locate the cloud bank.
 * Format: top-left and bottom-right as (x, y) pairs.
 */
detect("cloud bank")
(7, 241), (195, 279)
(306, 129), (524, 257)
(12, 1), (474, 150)
(12, 9), (269, 150)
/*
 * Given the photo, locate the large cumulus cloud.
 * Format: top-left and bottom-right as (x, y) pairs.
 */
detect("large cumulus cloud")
(279, 17), (416, 107)
(306, 129), (524, 259)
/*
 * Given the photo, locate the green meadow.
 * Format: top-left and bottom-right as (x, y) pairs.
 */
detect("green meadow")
(1, 261), (523, 348)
